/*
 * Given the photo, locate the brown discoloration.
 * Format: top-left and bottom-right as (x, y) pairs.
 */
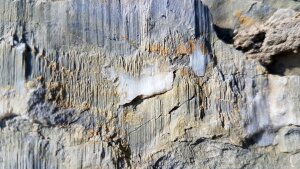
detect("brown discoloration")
(123, 110), (143, 125)
(45, 81), (65, 104)
(176, 40), (209, 55)
(176, 44), (191, 55)
(143, 39), (209, 57)
(239, 15), (255, 27)
(179, 68), (192, 77)
(145, 43), (170, 56)
(234, 10), (255, 27)
(200, 42), (209, 55)
(295, 12), (300, 18)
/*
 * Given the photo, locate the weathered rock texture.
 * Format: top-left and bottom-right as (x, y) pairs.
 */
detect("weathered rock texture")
(0, 0), (300, 168)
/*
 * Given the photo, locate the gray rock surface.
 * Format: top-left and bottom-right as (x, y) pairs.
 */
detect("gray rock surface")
(0, 0), (300, 168)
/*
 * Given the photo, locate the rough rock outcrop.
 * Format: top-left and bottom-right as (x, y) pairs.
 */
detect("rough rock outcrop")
(234, 9), (300, 71)
(0, 0), (300, 168)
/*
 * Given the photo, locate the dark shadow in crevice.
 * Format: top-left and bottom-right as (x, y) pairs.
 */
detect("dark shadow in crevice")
(213, 24), (235, 44)
(22, 23), (32, 80)
(194, 0), (212, 41)
(169, 105), (179, 114)
(194, 0), (201, 39)
(241, 134), (258, 149)
(252, 32), (266, 44)
(242, 127), (274, 149)
(190, 138), (205, 146)
(153, 155), (169, 169)
(235, 31), (266, 52)
(0, 114), (18, 128)
(122, 95), (144, 108)
(23, 44), (32, 80)
(265, 50), (300, 76)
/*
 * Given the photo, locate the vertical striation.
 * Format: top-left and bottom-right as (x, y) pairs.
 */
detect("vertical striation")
(0, 0), (300, 168)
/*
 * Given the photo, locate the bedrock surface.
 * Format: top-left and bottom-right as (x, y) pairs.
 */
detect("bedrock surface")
(0, 0), (300, 168)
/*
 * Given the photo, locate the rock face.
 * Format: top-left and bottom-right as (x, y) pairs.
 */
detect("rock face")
(0, 0), (300, 168)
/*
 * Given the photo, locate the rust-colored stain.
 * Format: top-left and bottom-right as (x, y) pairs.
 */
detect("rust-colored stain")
(200, 41), (209, 55)
(176, 40), (194, 55)
(145, 43), (170, 56)
(179, 68), (191, 77)
(234, 10), (255, 27)
(176, 39), (209, 55)
(176, 44), (190, 55)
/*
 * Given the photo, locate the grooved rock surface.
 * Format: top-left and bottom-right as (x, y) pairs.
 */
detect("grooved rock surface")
(0, 0), (300, 169)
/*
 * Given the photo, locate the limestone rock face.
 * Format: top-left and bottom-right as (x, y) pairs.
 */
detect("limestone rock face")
(0, 0), (300, 168)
